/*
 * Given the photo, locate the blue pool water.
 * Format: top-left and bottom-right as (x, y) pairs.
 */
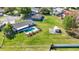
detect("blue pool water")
(23, 27), (35, 32)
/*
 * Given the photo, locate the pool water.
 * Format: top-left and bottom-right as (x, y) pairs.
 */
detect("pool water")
(23, 27), (35, 32)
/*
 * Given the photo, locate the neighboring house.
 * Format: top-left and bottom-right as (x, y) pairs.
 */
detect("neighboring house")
(12, 20), (35, 32)
(64, 10), (79, 16)
(31, 7), (41, 13)
(29, 7), (41, 17)
(30, 14), (44, 21)
(52, 7), (64, 16)
(30, 7), (44, 21)
(3, 16), (19, 24)
(0, 16), (20, 30)
(64, 10), (75, 16)
(29, 11), (37, 16)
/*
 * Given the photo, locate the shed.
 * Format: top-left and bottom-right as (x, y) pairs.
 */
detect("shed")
(49, 26), (62, 34)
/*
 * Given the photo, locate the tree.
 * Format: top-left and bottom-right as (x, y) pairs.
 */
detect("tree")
(65, 7), (77, 10)
(3, 23), (15, 39)
(39, 8), (51, 15)
(70, 7), (77, 9)
(3, 7), (31, 17)
(63, 16), (77, 30)
(4, 7), (16, 15)
(17, 7), (31, 19)
(76, 7), (79, 10)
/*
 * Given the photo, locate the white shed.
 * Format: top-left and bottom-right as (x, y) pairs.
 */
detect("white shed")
(49, 26), (62, 34)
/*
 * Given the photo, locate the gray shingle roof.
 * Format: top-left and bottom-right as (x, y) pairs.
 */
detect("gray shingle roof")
(31, 14), (43, 18)
(12, 20), (34, 29)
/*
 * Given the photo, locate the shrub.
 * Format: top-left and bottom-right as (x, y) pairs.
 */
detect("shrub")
(39, 8), (51, 15)
(3, 23), (15, 39)
(63, 16), (77, 30)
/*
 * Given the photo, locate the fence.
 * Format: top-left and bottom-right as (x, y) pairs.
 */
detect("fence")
(49, 44), (79, 51)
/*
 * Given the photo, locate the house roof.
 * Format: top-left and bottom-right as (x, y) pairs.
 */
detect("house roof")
(31, 14), (44, 19)
(53, 8), (64, 15)
(31, 7), (41, 13)
(12, 20), (34, 30)
(64, 10), (79, 16)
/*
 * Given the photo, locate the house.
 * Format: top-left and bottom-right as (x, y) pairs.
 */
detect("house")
(29, 7), (44, 21)
(51, 7), (65, 19)
(12, 20), (35, 32)
(29, 7), (41, 16)
(29, 7), (43, 19)
(64, 10), (74, 16)
(29, 11), (37, 16)
(31, 7), (41, 13)
(3, 16), (19, 24)
(30, 14), (44, 21)
(64, 10), (79, 16)
(0, 16), (19, 30)
(52, 7), (64, 16)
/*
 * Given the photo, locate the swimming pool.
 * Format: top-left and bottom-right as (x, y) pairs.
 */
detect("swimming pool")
(23, 27), (35, 32)
(23, 26), (40, 35)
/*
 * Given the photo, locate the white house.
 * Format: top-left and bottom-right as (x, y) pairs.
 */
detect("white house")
(52, 7), (64, 16)
(31, 7), (41, 13)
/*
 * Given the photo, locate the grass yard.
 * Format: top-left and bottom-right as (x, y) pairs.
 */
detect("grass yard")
(0, 16), (79, 51)
(0, 16), (6, 22)
(0, 32), (4, 47)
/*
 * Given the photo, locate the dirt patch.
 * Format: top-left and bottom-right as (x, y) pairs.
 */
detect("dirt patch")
(66, 28), (79, 39)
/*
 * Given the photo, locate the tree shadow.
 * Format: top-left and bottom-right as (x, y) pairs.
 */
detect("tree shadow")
(4, 32), (16, 40)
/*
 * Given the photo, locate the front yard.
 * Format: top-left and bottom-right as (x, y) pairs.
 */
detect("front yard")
(0, 16), (79, 51)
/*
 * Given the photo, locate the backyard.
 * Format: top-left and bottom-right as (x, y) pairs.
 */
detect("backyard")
(0, 16), (79, 51)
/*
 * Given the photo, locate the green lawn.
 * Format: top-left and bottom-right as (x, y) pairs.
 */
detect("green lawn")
(0, 16), (79, 51)
(0, 16), (6, 22)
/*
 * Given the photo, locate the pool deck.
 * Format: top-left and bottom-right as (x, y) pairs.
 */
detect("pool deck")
(24, 26), (41, 36)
